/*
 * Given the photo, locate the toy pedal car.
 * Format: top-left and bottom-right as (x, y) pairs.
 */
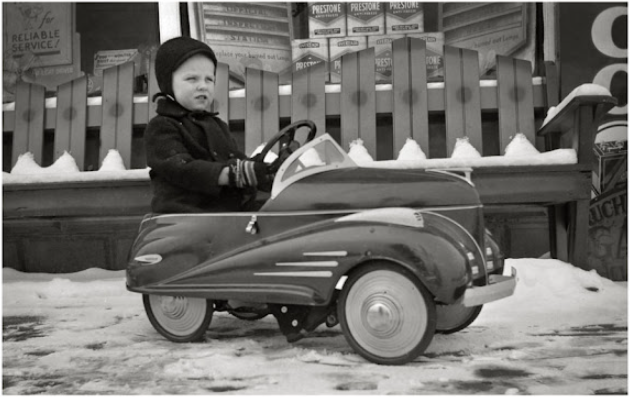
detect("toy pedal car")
(126, 120), (517, 365)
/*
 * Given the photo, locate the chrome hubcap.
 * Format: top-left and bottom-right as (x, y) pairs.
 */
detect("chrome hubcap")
(365, 300), (395, 332)
(345, 270), (429, 358)
(149, 295), (208, 337)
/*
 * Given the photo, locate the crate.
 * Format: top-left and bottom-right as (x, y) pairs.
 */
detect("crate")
(592, 140), (627, 195)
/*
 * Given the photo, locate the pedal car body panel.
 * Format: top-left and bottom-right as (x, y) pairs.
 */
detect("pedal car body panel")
(127, 134), (512, 307)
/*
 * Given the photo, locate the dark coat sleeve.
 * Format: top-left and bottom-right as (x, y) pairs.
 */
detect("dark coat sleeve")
(144, 116), (226, 197)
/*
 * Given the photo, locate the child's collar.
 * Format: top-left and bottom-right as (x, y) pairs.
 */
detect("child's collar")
(156, 96), (219, 118)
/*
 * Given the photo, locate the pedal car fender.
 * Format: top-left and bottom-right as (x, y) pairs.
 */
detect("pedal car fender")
(334, 207), (485, 304)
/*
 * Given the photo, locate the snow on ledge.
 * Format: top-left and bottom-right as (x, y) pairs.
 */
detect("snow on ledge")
(3, 169), (150, 185)
(543, 83), (612, 126)
(359, 149), (577, 170)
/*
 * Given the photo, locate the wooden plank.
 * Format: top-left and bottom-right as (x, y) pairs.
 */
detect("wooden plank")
(12, 82), (46, 167)
(291, 62), (326, 137)
(212, 62), (230, 124)
(497, 56), (535, 153)
(341, 47), (376, 155)
(514, 58), (535, 142)
(443, 46), (465, 158)
(569, 199), (590, 268)
(392, 37), (429, 156)
(245, 69), (279, 155)
(460, 48), (482, 153)
(55, 76), (87, 170)
(100, 62), (134, 168)
(544, 61), (559, 107)
(497, 56), (517, 152)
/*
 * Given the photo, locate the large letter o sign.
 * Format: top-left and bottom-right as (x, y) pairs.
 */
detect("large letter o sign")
(591, 7), (627, 59)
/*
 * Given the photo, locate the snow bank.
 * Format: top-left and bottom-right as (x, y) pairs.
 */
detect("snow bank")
(481, 259), (627, 327)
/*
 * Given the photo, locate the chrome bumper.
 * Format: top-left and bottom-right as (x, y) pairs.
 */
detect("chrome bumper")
(461, 268), (517, 307)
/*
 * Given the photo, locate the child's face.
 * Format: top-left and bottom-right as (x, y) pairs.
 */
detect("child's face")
(172, 54), (216, 112)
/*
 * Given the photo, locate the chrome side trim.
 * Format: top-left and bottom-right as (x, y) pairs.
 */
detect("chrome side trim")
(142, 204), (482, 223)
(276, 261), (338, 267)
(254, 271), (333, 278)
(303, 251), (348, 257)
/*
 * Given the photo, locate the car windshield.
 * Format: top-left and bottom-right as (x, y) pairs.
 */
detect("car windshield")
(281, 140), (345, 181)
(271, 134), (356, 198)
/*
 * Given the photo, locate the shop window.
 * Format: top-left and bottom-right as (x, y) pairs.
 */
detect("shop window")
(189, 2), (537, 88)
(3, 2), (160, 102)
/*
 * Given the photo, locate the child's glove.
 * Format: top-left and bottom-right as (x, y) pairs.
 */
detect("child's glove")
(227, 159), (273, 192)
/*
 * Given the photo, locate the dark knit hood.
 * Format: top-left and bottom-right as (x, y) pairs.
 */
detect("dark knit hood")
(153, 37), (218, 101)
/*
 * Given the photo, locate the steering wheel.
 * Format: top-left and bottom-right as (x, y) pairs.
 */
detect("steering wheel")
(242, 120), (317, 210)
(253, 120), (317, 171)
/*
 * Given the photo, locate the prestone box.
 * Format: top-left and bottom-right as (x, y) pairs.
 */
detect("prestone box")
(385, 2), (424, 34)
(367, 35), (405, 83)
(308, 2), (346, 38)
(329, 37), (368, 83)
(292, 38), (329, 75)
(347, 2), (385, 37)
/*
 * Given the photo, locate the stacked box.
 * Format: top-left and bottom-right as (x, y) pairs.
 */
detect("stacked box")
(593, 140), (628, 194)
(347, 2), (385, 36)
(292, 38), (329, 74)
(367, 35), (405, 83)
(329, 37), (368, 83)
(406, 32), (445, 81)
(308, 2), (346, 38)
(385, 2), (424, 34)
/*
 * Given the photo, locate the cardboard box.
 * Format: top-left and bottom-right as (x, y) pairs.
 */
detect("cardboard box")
(347, 2), (386, 36)
(329, 37), (368, 83)
(592, 140), (628, 194)
(406, 32), (445, 81)
(308, 2), (346, 38)
(367, 35), (405, 83)
(292, 38), (329, 74)
(385, 2), (424, 34)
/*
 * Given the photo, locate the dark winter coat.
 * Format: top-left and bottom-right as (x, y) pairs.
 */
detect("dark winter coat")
(144, 98), (248, 213)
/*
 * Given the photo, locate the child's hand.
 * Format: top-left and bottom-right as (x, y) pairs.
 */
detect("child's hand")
(228, 159), (273, 192)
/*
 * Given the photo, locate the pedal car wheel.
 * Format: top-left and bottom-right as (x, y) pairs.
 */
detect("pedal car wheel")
(436, 304), (483, 334)
(338, 263), (436, 365)
(143, 294), (213, 342)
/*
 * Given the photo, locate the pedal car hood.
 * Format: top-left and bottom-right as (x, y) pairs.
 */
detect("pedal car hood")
(263, 134), (480, 212)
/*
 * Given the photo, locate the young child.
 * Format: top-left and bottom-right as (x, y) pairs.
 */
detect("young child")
(145, 36), (273, 213)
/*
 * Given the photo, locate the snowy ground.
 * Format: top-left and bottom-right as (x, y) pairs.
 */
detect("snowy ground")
(2, 258), (627, 395)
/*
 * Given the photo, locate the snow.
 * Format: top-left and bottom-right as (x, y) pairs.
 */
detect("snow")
(543, 83), (612, 127)
(348, 138), (374, 163)
(451, 137), (482, 159)
(349, 133), (577, 169)
(2, 258), (627, 394)
(397, 138), (427, 161)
